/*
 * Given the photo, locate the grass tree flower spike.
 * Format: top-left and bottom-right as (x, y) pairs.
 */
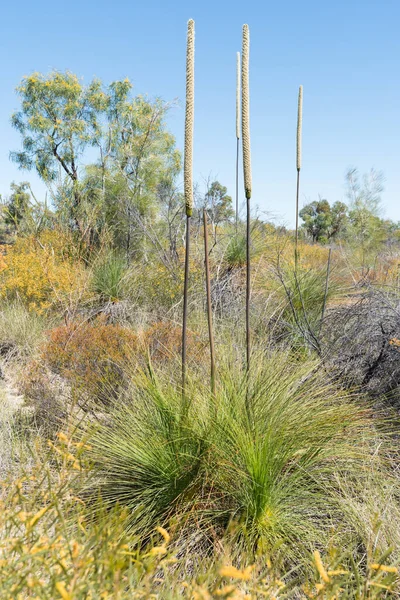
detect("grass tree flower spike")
(184, 18), (195, 217)
(241, 24), (251, 380)
(182, 18), (195, 399)
(241, 25), (251, 201)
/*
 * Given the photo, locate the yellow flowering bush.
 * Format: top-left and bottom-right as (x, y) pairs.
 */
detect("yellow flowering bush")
(0, 231), (90, 312)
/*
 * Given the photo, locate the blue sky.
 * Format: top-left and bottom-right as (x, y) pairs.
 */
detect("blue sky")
(0, 0), (399, 226)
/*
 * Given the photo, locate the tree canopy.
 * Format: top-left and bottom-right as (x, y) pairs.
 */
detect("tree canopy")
(11, 71), (181, 256)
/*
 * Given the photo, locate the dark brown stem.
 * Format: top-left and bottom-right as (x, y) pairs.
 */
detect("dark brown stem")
(246, 194), (251, 377)
(320, 247), (332, 335)
(203, 209), (216, 397)
(182, 214), (191, 400)
(295, 168), (300, 269)
(236, 137), (239, 232)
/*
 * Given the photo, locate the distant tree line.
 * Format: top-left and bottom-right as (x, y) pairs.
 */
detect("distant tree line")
(299, 168), (400, 247)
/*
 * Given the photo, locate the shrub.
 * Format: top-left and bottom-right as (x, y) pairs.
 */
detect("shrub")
(17, 359), (67, 434)
(271, 261), (340, 353)
(87, 352), (400, 568)
(143, 320), (206, 363)
(225, 233), (247, 267)
(41, 316), (139, 406)
(0, 230), (89, 312)
(323, 288), (400, 405)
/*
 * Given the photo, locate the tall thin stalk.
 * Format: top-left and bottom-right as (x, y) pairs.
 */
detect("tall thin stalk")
(203, 209), (216, 397)
(182, 19), (195, 399)
(320, 247), (332, 335)
(242, 24), (252, 378)
(235, 51), (241, 231)
(295, 85), (303, 268)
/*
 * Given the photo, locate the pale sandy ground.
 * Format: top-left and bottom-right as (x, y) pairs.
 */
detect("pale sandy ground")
(0, 365), (24, 477)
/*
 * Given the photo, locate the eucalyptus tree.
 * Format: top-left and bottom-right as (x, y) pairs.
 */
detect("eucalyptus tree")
(11, 71), (180, 256)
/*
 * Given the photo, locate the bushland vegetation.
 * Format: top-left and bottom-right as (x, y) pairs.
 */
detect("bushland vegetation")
(1, 21), (400, 599)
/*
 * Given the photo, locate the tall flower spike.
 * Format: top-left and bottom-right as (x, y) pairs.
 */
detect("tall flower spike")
(184, 19), (195, 217)
(236, 52), (241, 140)
(182, 19), (195, 399)
(241, 25), (251, 200)
(297, 85), (303, 171)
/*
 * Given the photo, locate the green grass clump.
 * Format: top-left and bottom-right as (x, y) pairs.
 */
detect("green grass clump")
(0, 300), (48, 357)
(86, 352), (400, 571)
(276, 262), (341, 352)
(91, 252), (130, 303)
(225, 232), (247, 267)
(88, 376), (205, 535)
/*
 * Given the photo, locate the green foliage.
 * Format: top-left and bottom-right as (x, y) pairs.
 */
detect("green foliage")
(0, 300), (48, 356)
(3, 181), (31, 229)
(1, 432), (398, 598)
(225, 232), (247, 267)
(87, 353), (400, 568)
(275, 258), (338, 353)
(345, 168), (387, 272)
(11, 71), (99, 181)
(91, 252), (130, 302)
(89, 377), (204, 535)
(202, 180), (234, 241)
(300, 199), (348, 243)
(11, 71), (181, 254)
(0, 182), (53, 240)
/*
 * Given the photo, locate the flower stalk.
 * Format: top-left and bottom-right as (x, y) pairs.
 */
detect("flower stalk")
(203, 208), (216, 397)
(295, 85), (303, 267)
(182, 18), (195, 399)
(242, 24), (252, 378)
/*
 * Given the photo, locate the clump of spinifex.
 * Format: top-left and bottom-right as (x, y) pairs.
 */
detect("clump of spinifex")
(295, 85), (303, 264)
(241, 24), (252, 377)
(182, 18), (195, 398)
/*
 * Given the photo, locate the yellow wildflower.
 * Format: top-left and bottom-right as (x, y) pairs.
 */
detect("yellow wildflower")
(28, 505), (50, 529)
(219, 565), (253, 581)
(313, 550), (330, 583)
(55, 582), (72, 600)
(215, 585), (236, 596)
(156, 526), (170, 545)
(370, 563), (398, 573)
(148, 545), (167, 557)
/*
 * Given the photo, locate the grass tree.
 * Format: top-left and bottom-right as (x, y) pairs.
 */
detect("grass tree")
(182, 19), (195, 399)
(87, 352), (400, 566)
